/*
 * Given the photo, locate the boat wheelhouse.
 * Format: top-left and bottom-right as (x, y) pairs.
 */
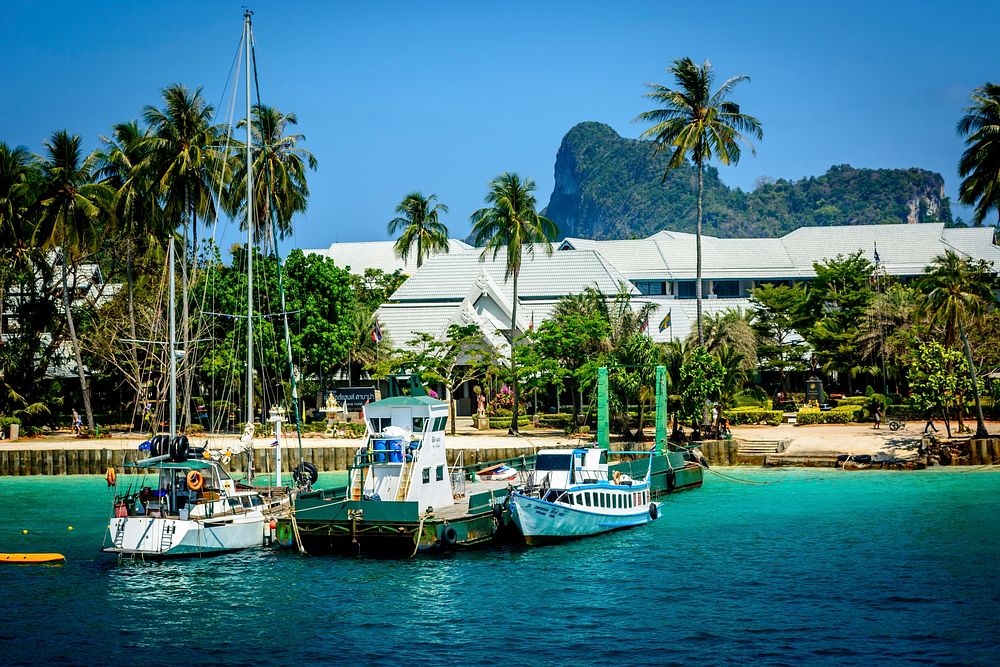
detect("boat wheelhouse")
(510, 448), (660, 545)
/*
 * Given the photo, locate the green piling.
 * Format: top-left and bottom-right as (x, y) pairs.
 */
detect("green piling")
(597, 367), (609, 449)
(655, 365), (666, 453)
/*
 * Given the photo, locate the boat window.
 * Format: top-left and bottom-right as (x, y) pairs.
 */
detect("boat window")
(436, 465), (444, 481)
(228, 498), (241, 510)
(564, 494), (573, 505)
(599, 494), (606, 508)
(240, 496), (252, 508)
(412, 417), (426, 432)
(422, 468), (430, 484)
(584, 492), (591, 506)
(434, 416), (447, 431)
(599, 451), (608, 465)
(251, 496), (263, 507)
(536, 454), (573, 471)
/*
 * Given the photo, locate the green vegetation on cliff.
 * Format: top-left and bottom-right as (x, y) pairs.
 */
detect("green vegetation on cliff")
(544, 122), (952, 239)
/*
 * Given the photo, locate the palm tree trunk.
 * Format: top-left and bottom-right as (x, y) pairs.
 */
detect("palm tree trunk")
(958, 318), (988, 437)
(61, 250), (95, 432)
(696, 161), (704, 347)
(509, 269), (520, 435)
(416, 234), (423, 269)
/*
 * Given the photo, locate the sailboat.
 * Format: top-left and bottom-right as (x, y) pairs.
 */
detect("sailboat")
(103, 11), (286, 558)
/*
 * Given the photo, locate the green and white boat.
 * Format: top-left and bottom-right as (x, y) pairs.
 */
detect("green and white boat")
(279, 391), (514, 557)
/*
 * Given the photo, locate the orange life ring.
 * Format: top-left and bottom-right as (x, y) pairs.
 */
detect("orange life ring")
(186, 470), (204, 491)
(612, 470), (622, 485)
(105, 467), (117, 487)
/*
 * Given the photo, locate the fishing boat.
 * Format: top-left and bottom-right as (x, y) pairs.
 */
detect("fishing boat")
(509, 448), (660, 545)
(277, 381), (516, 557)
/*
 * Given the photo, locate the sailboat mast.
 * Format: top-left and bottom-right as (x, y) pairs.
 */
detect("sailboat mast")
(168, 239), (177, 438)
(244, 9), (255, 427)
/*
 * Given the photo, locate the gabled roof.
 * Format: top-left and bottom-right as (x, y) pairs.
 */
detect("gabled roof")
(389, 248), (636, 302)
(302, 239), (473, 275)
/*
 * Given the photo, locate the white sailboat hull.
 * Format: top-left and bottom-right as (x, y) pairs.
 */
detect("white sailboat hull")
(510, 493), (660, 544)
(104, 512), (267, 558)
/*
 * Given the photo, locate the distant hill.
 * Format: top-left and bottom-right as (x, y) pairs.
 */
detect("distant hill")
(542, 122), (952, 240)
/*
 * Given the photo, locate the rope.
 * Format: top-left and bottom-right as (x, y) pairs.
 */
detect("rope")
(701, 465), (773, 486)
(289, 492), (306, 554)
(410, 512), (429, 559)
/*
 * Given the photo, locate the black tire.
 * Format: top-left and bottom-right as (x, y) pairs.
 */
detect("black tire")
(889, 421), (902, 431)
(440, 525), (458, 548)
(666, 467), (677, 492)
(150, 434), (167, 458)
(648, 503), (658, 520)
(293, 461), (319, 486)
(171, 435), (189, 462)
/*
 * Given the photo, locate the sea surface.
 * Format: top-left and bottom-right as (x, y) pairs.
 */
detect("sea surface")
(1, 467), (998, 666)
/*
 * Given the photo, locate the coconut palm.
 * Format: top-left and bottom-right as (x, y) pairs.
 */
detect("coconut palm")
(387, 192), (450, 269)
(0, 143), (39, 339)
(692, 307), (758, 369)
(228, 104), (317, 247)
(33, 131), (113, 432)
(470, 173), (558, 434)
(957, 83), (1000, 226)
(635, 57), (762, 345)
(918, 250), (996, 437)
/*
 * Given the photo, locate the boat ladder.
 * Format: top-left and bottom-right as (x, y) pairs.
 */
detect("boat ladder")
(350, 468), (365, 501)
(113, 520), (126, 549)
(159, 523), (176, 552)
(396, 459), (415, 501)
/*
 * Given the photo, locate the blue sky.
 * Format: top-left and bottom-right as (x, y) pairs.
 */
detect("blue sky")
(3, 0), (998, 251)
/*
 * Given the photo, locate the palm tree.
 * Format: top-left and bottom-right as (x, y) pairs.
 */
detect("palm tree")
(387, 192), (450, 269)
(470, 173), (558, 434)
(635, 57), (762, 345)
(141, 84), (223, 428)
(918, 251), (996, 437)
(33, 131), (113, 432)
(228, 104), (317, 247)
(957, 83), (1000, 226)
(0, 143), (38, 341)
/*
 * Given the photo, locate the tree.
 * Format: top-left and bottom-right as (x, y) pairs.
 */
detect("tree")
(917, 251), (996, 437)
(957, 83), (1000, 226)
(678, 347), (723, 436)
(749, 283), (809, 393)
(404, 324), (495, 435)
(141, 84), (224, 427)
(387, 192), (450, 269)
(0, 143), (38, 342)
(689, 307), (758, 369)
(908, 341), (978, 439)
(228, 104), (317, 247)
(714, 344), (754, 429)
(33, 131), (113, 432)
(469, 172), (558, 434)
(635, 57), (762, 345)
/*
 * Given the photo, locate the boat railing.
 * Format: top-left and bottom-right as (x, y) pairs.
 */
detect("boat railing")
(573, 468), (609, 484)
(449, 450), (466, 498)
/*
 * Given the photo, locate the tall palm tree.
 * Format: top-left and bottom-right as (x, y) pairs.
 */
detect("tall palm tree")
(635, 57), (762, 346)
(33, 131), (113, 432)
(918, 250), (995, 437)
(470, 173), (558, 434)
(387, 192), (450, 269)
(227, 104), (317, 247)
(141, 84), (223, 428)
(0, 143), (38, 341)
(957, 83), (1000, 226)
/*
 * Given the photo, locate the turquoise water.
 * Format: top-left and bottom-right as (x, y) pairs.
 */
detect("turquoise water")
(2, 468), (998, 665)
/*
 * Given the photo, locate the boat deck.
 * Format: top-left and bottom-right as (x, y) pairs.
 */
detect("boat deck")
(433, 478), (512, 521)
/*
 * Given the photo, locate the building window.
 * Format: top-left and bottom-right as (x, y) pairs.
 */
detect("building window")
(676, 281), (696, 299)
(422, 468), (430, 484)
(713, 280), (739, 298)
(635, 280), (666, 296)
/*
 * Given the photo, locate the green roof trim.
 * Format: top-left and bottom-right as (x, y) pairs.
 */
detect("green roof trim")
(372, 395), (446, 409)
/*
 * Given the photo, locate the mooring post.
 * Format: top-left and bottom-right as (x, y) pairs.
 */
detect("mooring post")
(597, 367), (609, 449)
(655, 365), (666, 454)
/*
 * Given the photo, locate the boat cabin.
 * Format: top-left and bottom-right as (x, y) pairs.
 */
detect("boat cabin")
(530, 448), (609, 489)
(117, 459), (262, 520)
(355, 395), (453, 510)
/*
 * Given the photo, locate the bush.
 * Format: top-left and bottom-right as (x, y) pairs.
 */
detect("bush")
(0, 416), (21, 436)
(887, 404), (924, 421)
(537, 413), (574, 429)
(489, 416), (530, 429)
(187, 424), (204, 435)
(727, 407), (783, 426)
(836, 396), (868, 407)
(796, 408), (824, 425)
(827, 405), (863, 423)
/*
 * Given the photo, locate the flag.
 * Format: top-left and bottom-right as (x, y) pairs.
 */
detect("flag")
(658, 309), (672, 333)
(528, 311), (535, 332)
(873, 242), (880, 264)
(371, 320), (383, 343)
(639, 316), (649, 333)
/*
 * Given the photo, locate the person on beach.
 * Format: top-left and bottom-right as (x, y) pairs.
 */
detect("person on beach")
(923, 409), (939, 434)
(72, 408), (82, 435)
(873, 406), (882, 429)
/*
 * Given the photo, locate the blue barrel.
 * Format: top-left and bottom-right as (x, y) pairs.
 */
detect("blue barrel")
(388, 439), (403, 463)
(373, 439), (386, 463)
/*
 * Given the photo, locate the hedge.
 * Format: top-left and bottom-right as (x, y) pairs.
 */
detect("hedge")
(886, 405), (924, 421)
(797, 405), (863, 425)
(836, 396), (868, 407)
(726, 407), (783, 426)
(489, 416), (530, 429)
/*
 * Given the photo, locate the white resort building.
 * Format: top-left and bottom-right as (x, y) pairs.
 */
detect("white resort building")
(305, 223), (1000, 411)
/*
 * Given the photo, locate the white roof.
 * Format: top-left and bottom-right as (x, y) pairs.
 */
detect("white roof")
(562, 223), (1000, 280)
(302, 239), (473, 275)
(390, 248), (635, 303)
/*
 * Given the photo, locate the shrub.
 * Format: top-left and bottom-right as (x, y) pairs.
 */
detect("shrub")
(887, 404), (923, 421)
(836, 396), (868, 407)
(796, 408), (824, 425)
(826, 405), (862, 423)
(538, 413), (574, 429)
(0, 416), (21, 436)
(727, 407), (783, 426)
(187, 424), (204, 435)
(489, 416), (530, 429)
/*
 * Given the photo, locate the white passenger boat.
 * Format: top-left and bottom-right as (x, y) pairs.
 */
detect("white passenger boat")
(509, 448), (660, 545)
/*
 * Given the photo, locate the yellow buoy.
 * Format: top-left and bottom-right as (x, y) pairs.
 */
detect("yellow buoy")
(67, 526), (74, 531)
(1, 553), (65, 564)
(21, 529), (28, 535)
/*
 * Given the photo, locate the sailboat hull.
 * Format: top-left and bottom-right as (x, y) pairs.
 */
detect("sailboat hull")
(104, 513), (267, 558)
